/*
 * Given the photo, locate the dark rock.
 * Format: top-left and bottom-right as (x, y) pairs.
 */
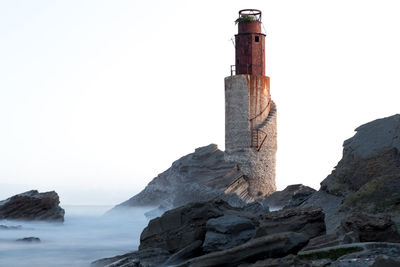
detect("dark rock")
(301, 115), (400, 233)
(341, 174), (400, 214)
(299, 242), (400, 266)
(202, 215), (256, 252)
(371, 256), (400, 267)
(300, 190), (345, 233)
(91, 248), (170, 267)
(242, 201), (269, 215)
(238, 255), (312, 267)
(302, 231), (359, 251)
(16, 237), (40, 243)
(319, 115), (400, 199)
(262, 184), (316, 210)
(336, 212), (400, 243)
(321, 147), (400, 198)
(176, 232), (309, 267)
(110, 144), (253, 214)
(139, 199), (248, 253)
(0, 190), (64, 222)
(164, 240), (203, 266)
(255, 206), (326, 240)
(0, 224), (22, 230)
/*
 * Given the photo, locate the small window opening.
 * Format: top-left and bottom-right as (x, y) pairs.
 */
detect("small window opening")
(255, 36), (259, 42)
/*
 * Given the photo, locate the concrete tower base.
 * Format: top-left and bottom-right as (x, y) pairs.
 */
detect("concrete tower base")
(224, 75), (277, 199)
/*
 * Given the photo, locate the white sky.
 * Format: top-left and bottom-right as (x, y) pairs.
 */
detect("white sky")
(1, 0), (400, 205)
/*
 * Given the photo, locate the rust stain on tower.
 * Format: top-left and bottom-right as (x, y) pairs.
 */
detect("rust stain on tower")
(235, 9), (265, 76)
(235, 9), (271, 149)
(225, 9), (277, 199)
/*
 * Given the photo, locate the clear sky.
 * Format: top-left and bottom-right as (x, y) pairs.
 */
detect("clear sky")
(1, 0), (400, 205)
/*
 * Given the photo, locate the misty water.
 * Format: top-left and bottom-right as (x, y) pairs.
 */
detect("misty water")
(0, 206), (151, 267)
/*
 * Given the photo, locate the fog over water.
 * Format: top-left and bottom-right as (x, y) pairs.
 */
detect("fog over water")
(0, 206), (150, 267)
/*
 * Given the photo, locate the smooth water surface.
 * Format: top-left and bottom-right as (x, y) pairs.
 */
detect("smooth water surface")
(0, 206), (150, 267)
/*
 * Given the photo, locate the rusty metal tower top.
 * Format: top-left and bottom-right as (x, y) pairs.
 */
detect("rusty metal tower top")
(235, 9), (265, 76)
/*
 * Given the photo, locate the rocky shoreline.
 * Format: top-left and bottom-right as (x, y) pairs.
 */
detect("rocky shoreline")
(92, 114), (400, 266)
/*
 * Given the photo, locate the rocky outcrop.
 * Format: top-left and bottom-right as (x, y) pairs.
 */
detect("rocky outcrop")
(139, 199), (250, 253)
(177, 232), (308, 267)
(202, 215), (256, 252)
(255, 206), (326, 240)
(110, 144), (253, 215)
(16, 237), (40, 243)
(0, 190), (64, 222)
(93, 200), (325, 267)
(93, 114), (400, 267)
(298, 242), (400, 266)
(320, 114), (400, 200)
(302, 114), (400, 231)
(302, 212), (400, 251)
(336, 213), (400, 243)
(91, 248), (170, 267)
(262, 184), (315, 210)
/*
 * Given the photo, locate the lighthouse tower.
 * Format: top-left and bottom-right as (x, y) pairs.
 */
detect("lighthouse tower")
(225, 9), (277, 199)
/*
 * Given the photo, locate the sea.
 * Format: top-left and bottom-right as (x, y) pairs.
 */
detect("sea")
(0, 205), (151, 267)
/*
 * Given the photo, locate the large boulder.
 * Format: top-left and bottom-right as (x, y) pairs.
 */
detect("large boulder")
(336, 212), (400, 243)
(0, 190), (64, 222)
(255, 206), (326, 240)
(202, 215), (256, 252)
(109, 144), (253, 215)
(262, 184), (315, 210)
(139, 199), (252, 253)
(176, 232), (309, 267)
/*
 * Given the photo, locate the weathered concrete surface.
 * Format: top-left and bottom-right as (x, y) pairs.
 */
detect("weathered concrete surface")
(225, 75), (277, 199)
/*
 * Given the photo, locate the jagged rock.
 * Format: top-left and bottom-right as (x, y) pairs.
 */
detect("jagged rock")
(302, 231), (359, 251)
(176, 232), (309, 267)
(243, 201), (269, 215)
(202, 215), (256, 252)
(0, 190), (64, 222)
(320, 115), (400, 198)
(164, 240), (203, 266)
(341, 173), (400, 214)
(139, 199), (250, 253)
(262, 184), (316, 210)
(321, 147), (400, 198)
(255, 206), (326, 240)
(300, 190), (345, 233)
(336, 212), (400, 243)
(301, 115), (400, 232)
(109, 144), (253, 215)
(91, 248), (170, 267)
(16, 237), (40, 242)
(238, 255), (313, 267)
(299, 242), (400, 267)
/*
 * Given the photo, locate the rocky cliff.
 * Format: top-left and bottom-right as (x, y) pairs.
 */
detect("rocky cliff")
(301, 114), (400, 232)
(111, 144), (254, 215)
(94, 115), (400, 266)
